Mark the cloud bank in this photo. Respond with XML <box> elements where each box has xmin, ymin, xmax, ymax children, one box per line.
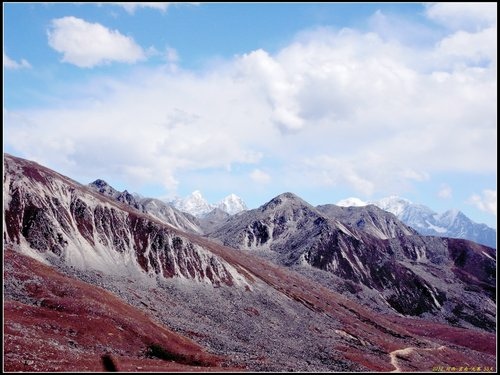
<box><xmin>5</xmin><ymin>4</ymin><xmax>497</xmax><ymax>203</ymax></box>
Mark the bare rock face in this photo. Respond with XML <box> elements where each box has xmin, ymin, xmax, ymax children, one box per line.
<box><xmin>198</xmin><ymin>207</ymin><xmax>230</xmax><ymax>233</ymax></box>
<box><xmin>375</xmin><ymin>196</ymin><xmax>497</xmax><ymax>248</ymax></box>
<box><xmin>3</xmin><ymin>154</ymin><xmax>246</xmax><ymax>287</ymax></box>
<box><xmin>3</xmin><ymin>154</ymin><xmax>497</xmax><ymax>372</ymax></box>
<box><xmin>88</xmin><ymin>179</ymin><xmax>203</xmax><ymax>234</ymax></box>
<box><xmin>316</xmin><ymin>204</ymin><xmax>418</xmax><ymax>239</ymax></box>
<box><xmin>208</xmin><ymin>192</ymin><xmax>496</xmax><ymax>331</ymax></box>
<box><xmin>138</xmin><ymin>197</ymin><xmax>202</xmax><ymax>234</ymax></box>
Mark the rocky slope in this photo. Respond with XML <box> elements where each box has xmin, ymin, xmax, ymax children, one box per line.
<box><xmin>4</xmin><ymin>248</ymin><xmax>225</xmax><ymax>372</ymax></box>
<box><xmin>338</xmin><ymin>196</ymin><xmax>496</xmax><ymax>248</ymax></box>
<box><xmin>198</xmin><ymin>207</ymin><xmax>230</xmax><ymax>234</ymax></box>
<box><xmin>88</xmin><ymin>179</ymin><xmax>203</xmax><ymax>234</ymax></box>
<box><xmin>4</xmin><ymin>154</ymin><xmax>247</xmax><ymax>286</ymax></box>
<box><xmin>316</xmin><ymin>203</ymin><xmax>418</xmax><ymax>240</ymax></box>
<box><xmin>3</xmin><ymin>154</ymin><xmax>497</xmax><ymax>371</ymax></box>
<box><xmin>208</xmin><ymin>193</ymin><xmax>496</xmax><ymax>331</ymax></box>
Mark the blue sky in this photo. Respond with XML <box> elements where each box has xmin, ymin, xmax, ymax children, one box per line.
<box><xmin>3</xmin><ymin>2</ymin><xmax>497</xmax><ymax>228</ymax></box>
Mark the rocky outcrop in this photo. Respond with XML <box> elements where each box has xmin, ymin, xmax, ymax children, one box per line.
<box><xmin>3</xmin><ymin>154</ymin><xmax>247</xmax><ymax>286</ymax></box>
<box><xmin>208</xmin><ymin>192</ymin><xmax>496</xmax><ymax>331</ymax></box>
<box><xmin>316</xmin><ymin>204</ymin><xmax>417</xmax><ymax>239</ymax></box>
<box><xmin>3</xmin><ymin>154</ymin><xmax>496</xmax><ymax>372</ymax></box>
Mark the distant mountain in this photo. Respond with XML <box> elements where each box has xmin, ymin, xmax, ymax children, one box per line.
<box><xmin>171</xmin><ymin>191</ymin><xmax>247</xmax><ymax>217</ymax></box>
<box><xmin>171</xmin><ymin>190</ymin><xmax>213</xmax><ymax>217</ymax></box>
<box><xmin>87</xmin><ymin>182</ymin><xmax>247</xmax><ymax>233</ymax></box>
<box><xmin>216</xmin><ymin>193</ymin><xmax>247</xmax><ymax>215</ymax></box>
<box><xmin>316</xmin><ymin>204</ymin><xmax>418</xmax><ymax>240</ymax></box>
<box><xmin>4</xmin><ymin>154</ymin><xmax>496</xmax><ymax>372</ymax></box>
<box><xmin>337</xmin><ymin>196</ymin><xmax>496</xmax><ymax>248</ymax></box>
<box><xmin>89</xmin><ymin>179</ymin><xmax>142</xmax><ymax>210</ymax></box>
<box><xmin>198</xmin><ymin>207</ymin><xmax>230</xmax><ymax>234</ymax></box>
<box><xmin>88</xmin><ymin>180</ymin><xmax>202</xmax><ymax>234</ymax></box>
<box><xmin>208</xmin><ymin>192</ymin><xmax>496</xmax><ymax>330</ymax></box>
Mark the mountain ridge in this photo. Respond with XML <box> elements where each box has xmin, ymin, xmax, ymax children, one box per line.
<box><xmin>336</xmin><ymin>196</ymin><xmax>496</xmax><ymax>248</ymax></box>
<box><xmin>208</xmin><ymin>191</ymin><xmax>495</xmax><ymax>330</ymax></box>
<box><xmin>3</xmin><ymin>153</ymin><xmax>496</xmax><ymax>371</ymax></box>
<box><xmin>88</xmin><ymin>179</ymin><xmax>203</xmax><ymax>235</ymax></box>
<box><xmin>171</xmin><ymin>190</ymin><xmax>247</xmax><ymax>218</ymax></box>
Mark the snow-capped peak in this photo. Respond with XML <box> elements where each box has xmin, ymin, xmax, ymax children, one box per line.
<box><xmin>172</xmin><ymin>190</ymin><xmax>213</xmax><ymax>217</ymax></box>
<box><xmin>217</xmin><ymin>194</ymin><xmax>247</xmax><ymax>215</ymax></box>
<box><xmin>336</xmin><ymin>197</ymin><xmax>368</xmax><ymax>207</ymax></box>
<box><xmin>191</xmin><ymin>190</ymin><xmax>204</xmax><ymax>199</ymax></box>
<box><xmin>172</xmin><ymin>191</ymin><xmax>248</xmax><ymax>217</ymax></box>
<box><xmin>436</xmin><ymin>209</ymin><xmax>461</xmax><ymax>226</ymax></box>
<box><xmin>336</xmin><ymin>195</ymin><xmax>413</xmax><ymax>217</ymax></box>
<box><xmin>375</xmin><ymin>196</ymin><xmax>412</xmax><ymax>217</ymax></box>
<box><xmin>335</xmin><ymin>195</ymin><xmax>496</xmax><ymax>248</ymax></box>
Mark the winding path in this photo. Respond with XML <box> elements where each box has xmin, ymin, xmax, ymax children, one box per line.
<box><xmin>390</xmin><ymin>345</ymin><xmax>446</xmax><ymax>372</ymax></box>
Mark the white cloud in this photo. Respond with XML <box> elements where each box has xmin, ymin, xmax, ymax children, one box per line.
<box><xmin>336</xmin><ymin>197</ymin><xmax>367</xmax><ymax>207</ymax></box>
<box><xmin>425</xmin><ymin>3</ymin><xmax>497</xmax><ymax>31</ymax></box>
<box><xmin>5</xmin><ymin>9</ymin><xmax>497</xmax><ymax>198</ymax></box>
<box><xmin>47</xmin><ymin>17</ymin><xmax>145</xmax><ymax>68</ymax></box>
<box><xmin>436</xmin><ymin>26</ymin><xmax>497</xmax><ymax>65</ymax></box>
<box><xmin>4</xmin><ymin>70</ymin><xmax>268</xmax><ymax>193</ymax></box>
<box><xmin>4</xmin><ymin>52</ymin><xmax>31</xmax><ymax>69</ymax></box>
<box><xmin>301</xmin><ymin>156</ymin><xmax>376</xmax><ymax>196</ymax></box>
<box><xmin>468</xmin><ymin>189</ymin><xmax>497</xmax><ymax>216</ymax></box>
<box><xmin>113</xmin><ymin>3</ymin><xmax>171</xmax><ymax>14</ymax></box>
<box><xmin>369</xmin><ymin>9</ymin><xmax>442</xmax><ymax>46</ymax></box>
<box><xmin>250</xmin><ymin>169</ymin><xmax>271</xmax><ymax>184</ymax></box>
<box><xmin>164</xmin><ymin>47</ymin><xmax>179</xmax><ymax>64</ymax></box>
<box><xmin>238</xmin><ymin>49</ymin><xmax>304</xmax><ymax>133</ymax></box>
<box><xmin>438</xmin><ymin>184</ymin><xmax>452</xmax><ymax>199</ymax></box>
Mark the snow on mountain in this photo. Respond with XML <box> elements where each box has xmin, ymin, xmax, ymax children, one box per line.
<box><xmin>87</xmin><ymin>181</ymin><xmax>246</xmax><ymax>231</ymax></box>
<box><xmin>88</xmin><ymin>180</ymin><xmax>202</xmax><ymax>234</ymax></box>
<box><xmin>4</xmin><ymin>153</ymin><xmax>497</xmax><ymax>372</ymax></box>
<box><xmin>171</xmin><ymin>190</ymin><xmax>213</xmax><ymax>217</ymax></box>
<box><xmin>376</xmin><ymin>196</ymin><xmax>421</xmax><ymax>218</ymax></box>
<box><xmin>436</xmin><ymin>209</ymin><xmax>460</xmax><ymax>227</ymax></box>
<box><xmin>209</xmin><ymin>191</ymin><xmax>496</xmax><ymax>330</ymax></box>
<box><xmin>216</xmin><ymin>193</ymin><xmax>247</xmax><ymax>215</ymax></box>
<box><xmin>316</xmin><ymin>204</ymin><xmax>417</xmax><ymax>240</ymax></box>
<box><xmin>172</xmin><ymin>191</ymin><xmax>247</xmax><ymax>217</ymax></box>
<box><xmin>337</xmin><ymin>196</ymin><xmax>496</xmax><ymax>248</ymax></box>
<box><xmin>336</xmin><ymin>197</ymin><xmax>368</xmax><ymax>207</ymax></box>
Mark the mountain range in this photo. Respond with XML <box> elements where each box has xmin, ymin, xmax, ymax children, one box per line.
<box><xmin>3</xmin><ymin>153</ymin><xmax>496</xmax><ymax>372</ymax></box>
<box><xmin>171</xmin><ymin>190</ymin><xmax>247</xmax><ymax>217</ymax></box>
<box><xmin>167</xmin><ymin>190</ymin><xmax>496</xmax><ymax>249</ymax></box>
<box><xmin>208</xmin><ymin>192</ymin><xmax>495</xmax><ymax>326</ymax></box>
<box><xmin>337</xmin><ymin>196</ymin><xmax>496</xmax><ymax>248</ymax></box>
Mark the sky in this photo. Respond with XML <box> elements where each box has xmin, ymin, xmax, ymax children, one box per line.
<box><xmin>3</xmin><ymin>2</ymin><xmax>497</xmax><ymax>228</ymax></box>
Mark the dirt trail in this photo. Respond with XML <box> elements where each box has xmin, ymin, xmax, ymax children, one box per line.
<box><xmin>390</xmin><ymin>345</ymin><xmax>446</xmax><ymax>372</ymax></box>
